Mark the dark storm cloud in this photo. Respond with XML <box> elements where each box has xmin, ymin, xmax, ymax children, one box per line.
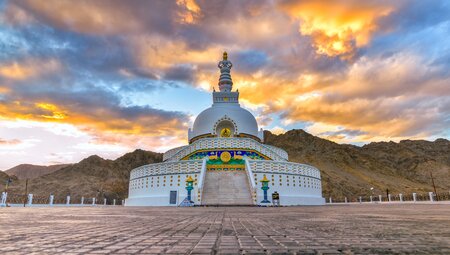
<box><xmin>0</xmin><ymin>1</ymin><xmax>194</xmax><ymax>137</ymax></box>
<box><xmin>234</xmin><ymin>50</ymin><xmax>268</xmax><ymax>73</ymax></box>
<box><xmin>1</xmin><ymin>74</ymin><xmax>189</xmax><ymax>133</ymax></box>
<box><xmin>0</xmin><ymin>18</ymin><xmax>152</xmax><ymax>81</ymax></box>
<box><xmin>163</xmin><ymin>64</ymin><xmax>196</xmax><ymax>82</ymax></box>
<box><xmin>14</xmin><ymin>0</ymin><xmax>178</xmax><ymax>36</ymax></box>
<box><xmin>1</xmin><ymin>0</ymin><xmax>450</xmax><ymax>145</ymax></box>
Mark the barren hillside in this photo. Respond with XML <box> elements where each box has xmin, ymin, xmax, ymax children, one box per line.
<box><xmin>1</xmin><ymin>130</ymin><xmax>448</xmax><ymax>201</ymax></box>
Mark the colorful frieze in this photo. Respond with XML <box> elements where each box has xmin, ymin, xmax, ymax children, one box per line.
<box><xmin>186</xmin><ymin>150</ymin><xmax>266</xmax><ymax>162</ymax></box>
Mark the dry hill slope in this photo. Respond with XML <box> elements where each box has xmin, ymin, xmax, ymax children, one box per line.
<box><xmin>1</xmin><ymin>149</ymin><xmax>162</xmax><ymax>200</ymax></box>
<box><xmin>4</xmin><ymin>164</ymin><xmax>70</xmax><ymax>180</ymax></box>
<box><xmin>1</xmin><ymin>130</ymin><xmax>448</xmax><ymax>201</ymax></box>
<box><xmin>264</xmin><ymin>130</ymin><xmax>450</xmax><ymax>198</ymax></box>
<box><xmin>0</xmin><ymin>170</ymin><xmax>9</xmax><ymax>187</ymax></box>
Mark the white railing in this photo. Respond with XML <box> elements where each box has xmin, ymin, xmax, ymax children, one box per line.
<box><xmin>197</xmin><ymin>158</ymin><xmax>208</xmax><ymax>202</ymax></box>
<box><xmin>163</xmin><ymin>145</ymin><xmax>188</xmax><ymax>161</ymax></box>
<box><xmin>164</xmin><ymin>137</ymin><xmax>288</xmax><ymax>162</ymax></box>
<box><xmin>247</xmin><ymin>160</ymin><xmax>321</xmax><ymax>179</ymax></box>
<box><xmin>262</xmin><ymin>144</ymin><xmax>288</xmax><ymax>160</ymax></box>
<box><xmin>244</xmin><ymin>158</ymin><xmax>256</xmax><ymax>188</ymax></box>
<box><xmin>244</xmin><ymin>157</ymin><xmax>257</xmax><ymax>205</ymax></box>
<box><xmin>130</xmin><ymin>160</ymin><xmax>203</xmax><ymax>180</ymax></box>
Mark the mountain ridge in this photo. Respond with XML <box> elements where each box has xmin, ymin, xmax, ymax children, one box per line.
<box><xmin>4</xmin><ymin>164</ymin><xmax>70</xmax><ymax>180</ymax></box>
<box><xmin>1</xmin><ymin>130</ymin><xmax>448</xmax><ymax>201</ymax></box>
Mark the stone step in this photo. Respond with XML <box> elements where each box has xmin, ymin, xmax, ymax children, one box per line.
<box><xmin>201</xmin><ymin>170</ymin><xmax>253</xmax><ymax>205</ymax></box>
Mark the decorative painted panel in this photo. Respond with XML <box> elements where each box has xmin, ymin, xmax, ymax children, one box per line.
<box><xmin>164</xmin><ymin>137</ymin><xmax>288</xmax><ymax>162</ymax></box>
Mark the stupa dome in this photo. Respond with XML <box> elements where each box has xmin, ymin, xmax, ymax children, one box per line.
<box><xmin>188</xmin><ymin>52</ymin><xmax>263</xmax><ymax>142</ymax></box>
<box><xmin>190</xmin><ymin>104</ymin><xmax>260</xmax><ymax>141</ymax></box>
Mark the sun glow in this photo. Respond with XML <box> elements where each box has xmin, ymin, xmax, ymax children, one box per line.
<box><xmin>281</xmin><ymin>1</ymin><xmax>393</xmax><ymax>58</ymax></box>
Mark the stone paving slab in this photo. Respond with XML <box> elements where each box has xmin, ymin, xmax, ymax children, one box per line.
<box><xmin>0</xmin><ymin>204</ymin><xmax>449</xmax><ymax>254</ymax></box>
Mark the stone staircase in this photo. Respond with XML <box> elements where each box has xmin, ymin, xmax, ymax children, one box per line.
<box><xmin>201</xmin><ymin>170</ymin><xmax>254</xmax><ymax>206</ymax></box>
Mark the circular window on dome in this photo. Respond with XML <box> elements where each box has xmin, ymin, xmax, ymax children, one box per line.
<box><xmin>215</xmin><ymin>120</ymin><xmax>235</xmax><ymax>138</ymax></box>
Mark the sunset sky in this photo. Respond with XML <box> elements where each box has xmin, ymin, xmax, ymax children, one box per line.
<box><xmin>0</xmin><ymin>0</ymin><xmax>449</xmax><ymax>169</ymax></box>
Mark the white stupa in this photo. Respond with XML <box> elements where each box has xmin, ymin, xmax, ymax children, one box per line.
<box><xmin>125</xmin><ymin>52</ymin><xmax>325</xmax><ymax>206</ymax></box>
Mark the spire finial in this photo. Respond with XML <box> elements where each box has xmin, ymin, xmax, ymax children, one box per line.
<box><xmin>218</xmin><ymin>52</ymin><xmax>233</xmax><ymax>92</ymax></box>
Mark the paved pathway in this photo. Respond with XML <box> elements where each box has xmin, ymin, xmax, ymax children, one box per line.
<box><xmin>0</xmin><ymin>204</ymin><xmax>449</xmax><ymax>254</ymax></box>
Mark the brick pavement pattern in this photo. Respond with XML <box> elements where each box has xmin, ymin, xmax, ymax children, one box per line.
<box><xmin>0</xmin><ymin>204</ymin><xmax>449</xmax><ymax>254</ymax></box>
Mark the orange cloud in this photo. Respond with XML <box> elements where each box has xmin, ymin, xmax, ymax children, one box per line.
<box><xmin>198</xmin><ymin>50</ymin><xmax>444</xmax><ymax>144</ymax></box>
<box><xmin>140</xmin><ymin>38</ymin><xmax>222</xmax><ymax>68</ymax></box>
<box><xmin>0</xmin><ymin>86</ymin><xmax>11</xmax><ymax>94</ymax></box>
<box><xmin>176</xmin><ymin>0</ymin><xmax>202</xmax><ymax>24</ymax></box>
<box><xmin>35</xmin><ymin>103</ymin><xmax>67</xmax><ymax>120</ymax></box>
<box><xmin>0</xmin><ymin>100</ymin><xmax>188</xmax><ymax>141</ymax></box>
<box><xmin>0</xmin><ymin>59</ymin><xmax>60</xmax><ymax>80</ymax></box>
<box><xmin>0</xmin><ymin>62</ymin><xmax>34</xmax><ymax>80</ymax></box>
<box><xmin>280</xmin><ymin>0</ymin><xmax>394</xmax><ymax>59</ymax></box>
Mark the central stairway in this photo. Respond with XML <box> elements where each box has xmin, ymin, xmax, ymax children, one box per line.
<box><xmin>201</xmin><ymin>170</ymin><xmax>254</xmax><ymax>206</ymax></box>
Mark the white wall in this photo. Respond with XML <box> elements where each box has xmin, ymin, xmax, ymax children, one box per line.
<box><xmin>126</xmin><ymin>160</ymin><xmax>203</xmax><ymax>206</ymax></box>
<box><xmin>247</xmin><ymin>160</ymin><xmax>325</xmax><ymax>205</ymax></box>
<box><xmin>127</xmin><ymin>149</ymin><xmax>325</xmax><ymax>206</ymax></box>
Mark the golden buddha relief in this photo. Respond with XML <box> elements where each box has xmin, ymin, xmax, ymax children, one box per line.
<box><xmin>220</xmin><ymin>127</ymin><xmax>231</xmax><ymax>137</ymax></box>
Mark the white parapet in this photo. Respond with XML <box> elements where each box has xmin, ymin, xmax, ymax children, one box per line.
<box><xmin>126</xmin><ymin>160</ymin><xmax>203</xmax><ymax>206</ymax></box>
<box><xmin>248</xmin><ymin>159</ymin><xmax>324</xmax><ymax>206</ymax></box>
<box><xmin>163</xmin><ymin>145</ymin><xmax>188</xmax><ymax>161</ymax></box>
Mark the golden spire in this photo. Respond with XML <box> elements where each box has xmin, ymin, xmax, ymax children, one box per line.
<box><xmin>260</xmin><ymin>175</ymin><xmax>269</xmax><ymax>182</ymax></box>
<box><xmin>223</xmin><ymin>51</ymin><xmax>228</xmax><ymax>60</ymax></box>
<box><xmin>186</xmin><ymin>175</ymin><xmax>194</xmax><ymax>182</ymax></box>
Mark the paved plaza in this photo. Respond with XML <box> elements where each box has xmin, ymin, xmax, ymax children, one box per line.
<box><xmin>0</xmin><ymin>204</ymin><xmax>449</xmax><ymax>254</ymax></box>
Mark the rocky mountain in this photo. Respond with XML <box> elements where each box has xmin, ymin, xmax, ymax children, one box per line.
<box><xmin>1</xmin><ymin>149</ymin><xmax>162</xmax><ymax>201</ymax></box>
<box><xmin>4</xmin><ymin>164</ymin><xmax>70</xmax><ymax>180</ymax></box>
<box><xmin>1</xmin><ymin>130</ymin><xmax>448</xmax><ymax>201</ymax></box>
<box><xmin>0</xmin><ymin>170</ymin><xmax>10</xmax><ymax>187</ymax></box>
<box><xmin>264</xmin><ymin>130</ymin><xmax>450</xmax><ymax>199</ymax></box>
